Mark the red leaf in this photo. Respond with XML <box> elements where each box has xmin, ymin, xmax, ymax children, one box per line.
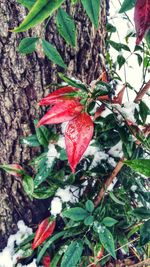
<box><xmin>94</xmin><ymin>104</ymin><xmax>105</xmax><ymax>120</ymax></box>
<box><xmin>42</xmin><ymin>255</ymin><xmax>51</xmax><ymax>267</ymax></box>
<box><xmin>65</xmin><ymin>112</ymin><xmax>94</xmax><ymax>172</ymax></box>
<box><xmin>112</xmin><ymin>85</ymin><xmax>126</xmax><ymax>105</ymax></box>
<box><xmin>32</xmin><ymin>218</ymin><xmax>56</xmax><ymax>250</ymax></box>
<box><xmin>4</xmin><ymin>164</ymin><xmax>23</xmax><ymax>177</ymax></box>
<box><xmin>134</xmin><ymin>0</ymin><xmax>150</xmax><ymax>44</ymax></box>
<box><xmin>37</xmin><ymin>100</ymin><xmax>83</xmax><ymax>127</ymax></box>
<box><xmin>98</xmin><ymin>95</ymin><xmax>110</xmax><ymax>101</ymax></box>
<box><xmin>39</xmin><ymin>86</ymin><xmax>79</xmax><ymax>106</ymax></box>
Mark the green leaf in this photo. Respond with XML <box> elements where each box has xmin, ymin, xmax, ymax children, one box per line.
<box><xmin>61</xmin><ymin>241</ymin><xmax>83</xmax><ymax>267</ymax></box>
<box><xmin>13</xmin><ymin>0</ymin><xmax>65</xmax><ymax>32</ymax></box>
<box><xmin>17</xmin><ymin>0</ymin><xmax>36</xmax><ymax>9</ymax></box>
<box><xmin>131</xmin><ymin>207</ymin><xmax>150</xmax><ymax>219</ymax></box>
<box><xmin>58</xmin><ymin>72</ymin><xmax>88</xmax><ymax>91</ymax></box>
<box><xmin>140</xmin><ymin>220</ymin><xmax>150</xmax><ymax>246</ymax></box>
<box><xmin>34</xmin><ymin>156</ymin><xmax>55</xmax><ymax>187</ymax></box>
<box><xmin>139</xmin><ymin>101</ymin><xmax>149</xmax><ymax>124</ymax></box>
<box><xmin>33</xmin><ymin>185</ymin><xmax>57</xmax><ymax>199</ymax></box>
<box><xmin>51</xmin><ymin>246</ymin><xmax>65</xmax><ymax>267</ymax></box>
<box><xmin>34</xmin><ymin>120</ymin><xmax>50</xmax><ymax>147</ymax></box>
<box><xmin>37</xmin><ymin>231</ymin><xmax>66</xmax><ymax>263</ymax></box>
<box><xmin>109</xmin><ymin>192</ymin><xmax>125</xmax><ymax>206</ymax></box>
<box><xmin>62</xmin><ymin>207</ymin><xmax>88</xmax><ymax>221</ymax></box>
<box><xmin>84</xmin><ymin>215</ymin><xmax>94</xmax><ymax>226</ymax></box>
<box><xmin>56</xmin><ymin>8</ymin><xmax>76</xmax><ymax>47</ymax></box>
<box><xmin>23</xmin><ymin>175</ymin><xmax>34</xmax><ymax>196</ymax></box>
<box><xmin>109</xmin><ymin>40</ymin><xmax>130</xmax><ymax>52</ymax></box>
<box><xmin>20</xmin><ymin>134</ymin><xmax>40</xmax><ymax>147</ymax></box>
<box><xmin>117</xmin><ymin>54</ymin><xmax>126</xmax><ymax>69</ymax></box>
<box><xmin>124</xmin><ymin>159</ymin><xmax>150</xmax><ymax>177</ymax></box>
<box><xmin>102</xmin><ymin>217</ymin><xmax>118</xmax><ymax>227</ymax></box>
<box><xmin>42</xmin><ymin>39</ymin><xmax>66</xmax><ymax>68</ymax></box>
<box><xmin>106</xmin><ymin>23</ymin><xmax>116</xmax><ymax>33</ymax></box>
<box><xmin>119</xmin><ymin>0</ymin><xmax>136</xmax><ymax>13</ymax></box>
<box><xmin>81</xmin><ymin>0</ymin><xmax>100</xmax><ymax>28</ymax></box>
<box><xmin>18</xmin><ymin>37</ymin><xmax>39</xmax><ymax>54</ymax></box>
<box><xmin>85</xmin><ymin>200</ymin><xmax>94</xmax><ymax>213</ymax></box>
<box><xmin>99</xmin><ymin>226</ymin><xmax>116</xmax><ymax>259</ymax></box>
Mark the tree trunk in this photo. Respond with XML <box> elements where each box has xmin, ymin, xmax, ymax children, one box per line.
<box><xmin>0</xmin><ymin>0</ymin><xmax>108</xmax><ymax>249</ymax></box>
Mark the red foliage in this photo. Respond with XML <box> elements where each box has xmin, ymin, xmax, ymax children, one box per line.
<box><xmin>39</xmin><ymin>86</ymin><xmax>79</xmax><ymax>106</ymax></box>
<box><xmin>65</xmin><ymin>112</ymin><xmax>94</xmax><ymax>172</ymax></box>
<box><xmin>42</xmin><ymin>255</ymin><xmax>51</xmax><ymax>267</ymax></box>
<box><xmin>32</xmin><ymin>218</ymin><xmax>56</xmax><ymax>250</ymax></box>
<box><xmin>134</xmin><ymin>0</ymin><xmax>150</xmax><ymax>44</ymax></box>
<box><xmin>37</xmin><ymin>100</ymin><xmax>83</xmax><ymax>127</ymax></box>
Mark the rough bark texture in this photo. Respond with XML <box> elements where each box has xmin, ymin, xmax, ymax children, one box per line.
<box><xmin>0</xmin><ymin>0</ymin><xmax>108</xmax><ymax>249</ymax></box>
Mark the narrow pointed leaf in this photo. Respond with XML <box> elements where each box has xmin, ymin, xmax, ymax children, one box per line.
<box><xmin>32</xmin><ymin>217</ymin><xmax>56</xmax><ymax>249</ymax></box>
<box><xmin>13</xmin><ymin>0</ymin><xmax>65</xmax><ymax>32</ymax></box>
<box><xmin>39</xmin><ymin>86</ymin><xmax>79</xmax><ymax>106</ymax></box>
<box><xmin>112</xmin><ymin>85</ymin><xmax>126</xmax><ymax>105</ymax></box>
<box><xmin>134</xmin><ymin>0</ymin><xmax>150</xmax><ymax>44</ymax></box>
<box><xmin>124</xmin><ymin>159</ymin><xmax>150</xmax><ymax>177</ymax></box>
<box><xmin>61</xmin><ymin>241</ymin><xmax>83</xmax><ymax>267</ymax></box>
<box><xmin>17</xmin><ymin>0</ymin><xmax>36</xmax><ymax>10</ymax></box>
<box><xmin>56</xmin><ymin>8</ymin><xmax>76</xmax><ymax>47</ymax></box>
<box><xmin>37</xmin><ymin>100</ymin><xmax>83</xmax><ymax>127</ymax></box>
<box><xmin>65</xmin><ymin>112</ymin><xmax>94</xmax><ymax>172</ymax></box>
<box><xmin>81</xmin><ymin>0</ymin><xmax>100</xmax><ymax>28</ymax></box>
<box><xmin>0</xmin><ymin>164</ymin><xmax>24</xmax><ymax>177</ymax></box>
<box><xmin>42</xmin><ymin>39</ymin><xmax>66</xmax><ymax>68</ymax></box>
<box><xmin>119</xmin><ymin>0</ymin><xmax>136</xmax><ymax>13</ymax></box>
<box><xmin>18</xmin><ymin>37</ymin><xmax>39</xmax><ymax>54</ymax></box>
<box><xmin>99</xmin><ymin>227</ymin><xmax>116</xmax><ymax>259</ymax></box>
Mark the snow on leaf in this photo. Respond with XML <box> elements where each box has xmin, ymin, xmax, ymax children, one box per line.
<box><xmin>134</xmin><ymin>0</ymin><xmax>150</xmax><ymax>44</ymax></box>
<box><xmin>65</xmin><ymin>112</ymin><xmax>94</xmax><ymax>172</ymax></box>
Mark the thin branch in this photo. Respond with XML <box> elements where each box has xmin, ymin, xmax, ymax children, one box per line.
<box><xmin>134</xmin><ymin>79</ymin><xmax>150</xmax><ymax>103</ymax></box>
<box><xmin>130</xmin><ymin>259</ymin><xmax>150</xmax><ymax>267</ymax></box>
<box><xmin>94</xmin><ymin>158</ymin><xmax>124</xmax><ymax>207</ymax></box>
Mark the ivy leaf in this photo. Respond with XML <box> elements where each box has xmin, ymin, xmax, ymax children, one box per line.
<box><xmin>17</xmin><ymin>0</ymin><xmax>36</xmax><ymax>9</ymax></box>
<box><xmin>99</xmin><ymin>227</ymin><xmax>116</xmax><ymax>259</ymax></box>
<box><xmin>18</xmin><ymin>37</ymin><xmax>39</xmax><ymax>54</ymax></box>
<box><xmin>56</xmin><ymin>8</ymin><xmax>76</xmax><ymax>47</ymax></box>
<box><xmin>134</xmin><ymin>0</ymin><xmax>150</xmax><ymax>44</ymax></box>
<box><xmin>139</xmin><ymin>101</ymin><xmax>149</xmax><ymax>124</ymax></box>
<box><xmin>81</xmin><ymin>0</ymin><xmax>100</xmax><ymax>28</ymax></box>
<box><xmin>119</xmin><ymin>0</ymin><xmax>136</xmax><ymax>13</ymax></box>
<box><xmin>65</xmin><ymin>112</ymin><xmax>94</xmax><ymax>172</ymax></box>
<box><xmin>13</xmin><ymin>0</ymin><xmax>65</xmax><ymax>32</ymax></box>
<box><xmin>124</xmin><ymin>159</ymin><xmax>150</xmax><ymax>177</ymax></box>
<box><xmin>61</xmin><ymin>241</ymin><xmax>83</xmax><ymax>267</ymax></box>
<box><xmin>32</xmin><ymin>217</ymin><xmax>56</xmax><ymax>249</ymax></box>
<box><xmin>42</xmin><ymin>39</ymin><xmax>66</xmax><ymax>68</ymax></box>
<box><xmin>62</xmin><ymin>207</ymin><xmax>88</xmax><ymax>221</ymax></box>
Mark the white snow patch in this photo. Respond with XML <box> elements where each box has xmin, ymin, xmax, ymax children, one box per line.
<box><xmin>57</xmin><ymin>135</ymin><xmax>65</xmax><ymax>149</ymax></box>
<box><xmin>47</xmin><ymin>143</ymin><xmax>59</xmax><ymax>167</ymax></box>
<box><xmin>0</xmin><ymin>221</ymin><xmax>39</xmax><ymax>267</ymax></box>
<box><xmin>108</xmin><ymin>141</ymin><xmax>123</xmax><ymax>158</ymax></box>
<box><xmin>50</xmin><ymin>197</ymin><xmax>63</xmax><ymax>217</ymax></box>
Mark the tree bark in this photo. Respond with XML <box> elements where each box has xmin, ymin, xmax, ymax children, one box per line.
<box><xmin>0</xmin><ymin>0</ymin><xmax>108</xmax><ymax>249</ymax></box>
